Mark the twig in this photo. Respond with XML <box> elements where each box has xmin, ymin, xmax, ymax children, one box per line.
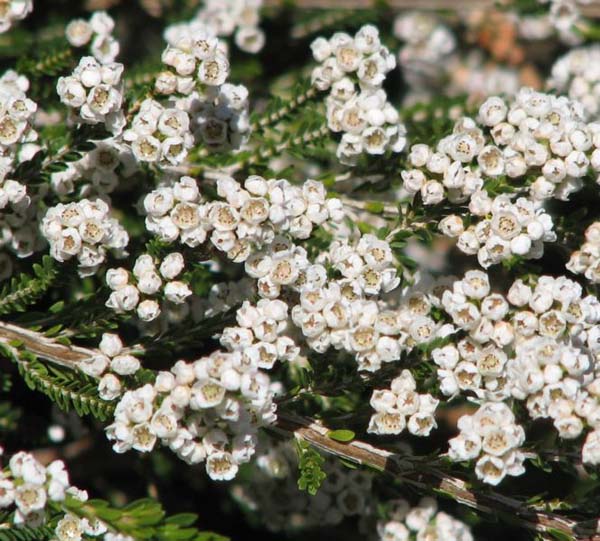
<box><xmin>262</xmin><ymin>0</ymin><xmax>600</xmax><ymax>17</ymax></box>
<box><xmin>273</xmin><ymin>414</ymin><xmax>600</xmax><ymax>540</ymax></box>
<box><xmin>1</xmin><ymin>321</ymin><xmax>599</xmax><ymax>540</ymax></box>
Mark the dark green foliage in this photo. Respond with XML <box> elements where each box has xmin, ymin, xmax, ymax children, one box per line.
<box><xmin>0</xmin><ymin>345</ymin><xmax>116</xmax><ymax>421</ymax></box>
<box><xmin>65</xmin><ymin>496</ymin><xmax>229</xmax><ymax>541</ymax></box>
<box><xmin>0</xmin><ymin>524</ymin><xmax>56</xmax><ymax>541</ymax></box>
<box><xmin>0</xmin><ymin>256</ymin><xmax>57</xmax><ymax>316</ymax></box>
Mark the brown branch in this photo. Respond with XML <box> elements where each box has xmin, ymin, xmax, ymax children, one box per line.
<box><xmin>263</xmin><ymin>0</ymin><xmax>600</xmax><ymax>16</ymax></box>
<box><xmin>273</xmin><ymin>414</ymin><xmax>600</xmax><ymax>540</ymax></box>
<box><xmin>1</xmin><ymin>320</ymin><xmax>599</xmax><ymax>539</ymax></box>
<box><xmin>0</xmin><ymin>321</ymin><xmax>97</xmax><ymax>367</ymax></box>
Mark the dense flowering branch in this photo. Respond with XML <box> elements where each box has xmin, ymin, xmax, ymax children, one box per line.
<box><xmin>1</xmin><ymin>320</ymin><xmax>598</xmax><ymax>539</ymax></box>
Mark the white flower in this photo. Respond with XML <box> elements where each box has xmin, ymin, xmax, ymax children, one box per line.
<box><xmin>439</xmin><ymin>215</ymin><xmax>464</xmax><ymax>237</ymax></box>
<box><xmin>206</xmin><ymin>452</ymin><xmax>238</xmax><ymax>481</ymax></box>
<box><xmin>137</xmin><ymin>299</ymin><xmax>161</xmax><ymax>321</ymax></box>
<box><xmin>198</xmin><ymin>53</ymin><xmax>230</xmax><ymax>86</ymax></box>
<box><xmin>106</xmin><ymin>268</ymin><xmax>129</xmax><ymax>290</ymax></box>
<box><xmin>0</xmin><ymin>478</ymin><xmax>15</xmax><ymax>508</ymax></box>
<box><xmin>582</xmin><ymin>430</ymin><xmax>600</xmax><ymax>465</ymax></box>
<box><xmin>164</xmin><ymin>281</ymin><xmax>192</xmax><ymax>304</ymax></box>
<box><xmin>474</xmin><ymin>455</ymin><xmax>506</xmax><ymax>485</ymax></box>
<box><xmin>99</xmin><ymin>333</ymin><xmax>123</xmax><ymax>358</ymax></box>
<box><xmin>106</xmin><ymin>285</ymin><xmax>140</xmax><ymax>312</ymax></box>
<box><xmin>111</xmin><ymin>354</ymin><xmax>141</xmax><ymax>376</ymax></box>
<box><xmin>99</xmin><ymin>373</ymin><xmax>122</xmax><ymax>401</ymax></box>
<box><xmin>14</xmin><ymin>483</ymin><xmax>46</xmax><ymax>514</ymax></box>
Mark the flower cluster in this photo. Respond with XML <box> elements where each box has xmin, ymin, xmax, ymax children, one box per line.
<box><xmin>143</xmin><ymin>174</ymin><xmax>343</xmax><ymax>262</ymax></box>
<box><xmin>143</xmin><ymin>175</ymin><xmax>206</xmax><ymax>247</ymax></box>
<box><xmin>65</xmin><ymin>11</ymin><xmax>120</xmax><ymax>63</ymax></box>
<box><xmin>57</xmin><ymin>56</ymin><xmax>125</xmax><ymax>135</ymax></box>
<box><xmin>106</xmin><ymin>252</ymin><xmax>191</xmax><ymax>321</ymax></box>
<box><xmin>123</xmin><ymin>99</ymin><xmax>193</xmax><ymax>165</ymax></box>
<box><xmin>0</xmin><ymin>70</ymin><xmax>37</xmax><ymax>178</ymax></box>
<box><xmin>94</xmin><ymin>332</ymin><xmax>143</xmax><ymax>400</ymax></box>
<box><xmin>245</xmin><ymin>235</ymin><xmax>451</xmax><ymax>371</ymax></box>
<box><xmin>401</xmin><ymin>87</ymin><xmax>600</xmax><ymax>206</ymax></box>
<box><xmin>220</xmin><ymin>299</ymin><xmax>300</xmax><ymax>369</ymax></box>
<box><xmin>41</xmin><ymin>198</ymin><xmax>129</xmax><ymax>276</ymax></box>
<box><xmin>0</xmin><ymin>448</ymin><xmax>112</xmax><ymax>539</ymax></box>
<box><xmin>368</xmin><ymin>369</ymin><xmax>439</xmax><ymax>436</ymax></box>
<box><xmin>161</xmin><ymin>20</ymin><xmax>230</xmax><ymax>90</ymax></box>
<box><xmin>377</xmin><ymin>497</ymin><xmax>473</xmax><ymax>541</ymax></box>
<box><xmin>310</xmin><ymin>25</ymin><xmax>406</xmax><ymax>165</ymax></box>
<box><xmin>505</xmin><ymin>277</ymin><xmax>600</xmax><ymax>442</ymax></box>
<box><xmin>567</xmin><ymin>221</ymin><xmax>600</xmax><ymax>283</ymax></box>
<box><xmin>548</xmin><ymin>45</ymin><xmax>600</xmax><ymax>120</ymax></box>
<box><xmin>0</xmin><ymin>0</ymin><xmax>32</xmax><ymax>34</ymax></box>
<box><xmin>442</xmin><ymin>192</ymin><xmax>556</xmax><ymax>268</ymax></box>
<box><xmin>431</xmin><ymin>271</ymin><xmax>600</xmax><ymax>468</ymax></box>
<box><xmin>174</xmin><ymin>83</ymin><xmax>251</xmax><ymax>152</ymax></box>
<box><xmin>448</xmin><ymin>402</ymin><xmax>527</xmax><ymax>486</ymax></box>
<box><xmin>0</xmin><ymin>449</ymin><xmax>75</xmax><ymax>527</ymax></box>
<box><xmin>106</xmin><ymin>350</ymin><xmax>277</xmax><ymax>480</ymax></box>
<box><xmin>232</xmin><ymin>441</ymin><xmax>373</xmax><ymax>532</ymax></box>
<box><xmin>196</xmin><ymin>0</ymin><xmax>265</xmax><ymax>54</ymax></box>
<box><xmin>0</xmin><ymin>71</ymin><xmax>39</xmax><ymax>267</ymax></box>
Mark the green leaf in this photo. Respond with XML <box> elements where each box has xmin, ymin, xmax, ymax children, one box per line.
<box><xmin>546</xmin><ymin>528</ymin><xmax>573</xmax><ymax>541</ymax></box>
<box><xmin>327</xmin><ymin>429</ymin><xmax>356</xmax><ymax>443</ymax></box>
<box><xmin>164</xmin><ymin>513</ymin><xmax>199</xmax><ymax>527</ymax></box>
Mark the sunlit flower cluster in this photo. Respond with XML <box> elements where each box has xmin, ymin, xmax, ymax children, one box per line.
<box><xmin>161</xmin><ymin>19</ymin><xmax>230</xmax><ymax>90</ymax></box>
<box><xmin>41</xmin><ymin>198</ymin><xmax>128</xmax><ymax>276</ymax></box>
<box><xmin>57</xmin><ymin>56</ymin><xmax>125</xmax><ymax>135</ymax></box>
<box><xmin>65</xmin><ymin>11</ymin><xmax>120</xmax><ymax>63</ymax></box>
<box><xmin>567</xmin><ymin>221</ymin><xmax>600</xmax><ymax>282</ymax></box>
<box><xmin>106</xmin><ymin>251</ymin><xmax>190</xmax><ymax>321</ymax></box>
<box><xmin>442</xmin><ymin>192</ymin><xmax>556</xmax><ymax>268</ymax></box>
<box><xmin>449</xmin><ymin>402</ymin><xmax>527</xmax><ymax>486</ymax></box>
<box><xmin>368</xmin><ymin>369</ymin><xmax>439</xmax><ymax>436</ymax></box>
<box><xmin>144</xmin><ymin>174</ymin><xmax>343</xmax><ymax>262</ymax></box>
<box><xmin>123</xmin><ymin>99</ymin><xmax>193</xmax><ymax>165</ymax></box>
<box><xmin>402</xmin><ymin>88</ymin><xmax>600</xmax><ymax>207</ymax></box>
<box><xmin>0</xmin><ymin>70</ymin><xmax>37</xmax><ymax>179</ymax></box>
<box><xmin>106</xmin><ymin>349</ymin><xmax>278</xmax><ymax>480</ymax></box>
<box><xmin>311</xmin><ymin>25</ymin><xmax>407</xmax><ymax>165</ymax></box>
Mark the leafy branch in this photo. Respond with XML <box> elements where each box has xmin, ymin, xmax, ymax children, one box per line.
<box><xmin>0</xmin><ymin>321</ymin><xmax>597</xmax><ymax>540</ymax></box>
<box><xmin>0</xmin><ymin>256</ymin><xmax>58</xmax><ymax>316</ymax></box>
<box><xmin>250</xmin><ymin>80</ymin><xmax>318</xmax><ymax>132</ymax></box>
<box><xmin>296</xmin><ymin>439</ymin><xmax>327</xmax><ymax>495</ymax></box>
<box><xmin>0</xmin><ymin>339</ymin><xmax>115</xmax><ymax>421</ymax></box>
<box><xmin>65</xmin><ymin>496</ymin><xmax>229</xmax><ymax>541</ymax></box>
